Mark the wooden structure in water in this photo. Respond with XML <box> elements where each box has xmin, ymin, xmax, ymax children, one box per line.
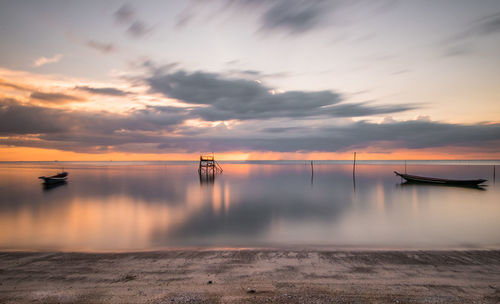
<box><xmin>198</xmin><ymin>154</ymin><xmax>223</xmax><ymax>177</ymax></box>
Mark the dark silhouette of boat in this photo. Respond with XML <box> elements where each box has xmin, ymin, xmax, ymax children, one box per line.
<box><xmin>394</xmin><ymin>171</ymin><xmax>486</xmax><ymax>187</ymax></box>
<box><xmin>38</xmin><ymin>172</ymin><xmax>68</xmax><ymax>184</ymax></box>
<box><xmin>42</xmin><ymin>180</ymin><xmax>67</xmax><ymax>191</ymax></box>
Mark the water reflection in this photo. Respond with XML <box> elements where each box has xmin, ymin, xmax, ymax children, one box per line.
<box><xmin>199</xmin><ymin>172</ymin><xmax>215</xmax><ymax>185</ymax></box>
<box><xmin>0</xmin><ymin>162</ymin><xmax>499</xmax><ymax>251</ymax></box>
<box><xmin>42</xmin><ymin>181</ymin><xmax>68</xmax><ymax>191</ymax></box>
<box><xmin>399</xmin><ymin>181</ymin><xmax>487</xmax><ymax>191</ymax></box>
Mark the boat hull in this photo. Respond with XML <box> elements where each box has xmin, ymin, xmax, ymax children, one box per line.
<box><xmin>394</xmin><ymin>171</ymin><xmax>486</xmax><ymax>186</ymax></box>
<box><xmin>39</xmin><ymin>172</ymin><xmax>68</xmax><ymax>184</ymax></box>
<box><xmin>39</xmin><ymin>177</ymin><xmax>67</xmax><ymax>184</ymax></box>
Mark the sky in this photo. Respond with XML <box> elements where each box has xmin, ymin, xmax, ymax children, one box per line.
<box><xmin>0</xmin><ymin>0</ymin><xmax>499</xmax><ymax>161</ymax></box>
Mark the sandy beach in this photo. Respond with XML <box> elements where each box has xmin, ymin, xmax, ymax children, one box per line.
<box><xmin>1</xmin><ymin>249</ymin><xmax>499</xmax><ymax>303</ymax></box>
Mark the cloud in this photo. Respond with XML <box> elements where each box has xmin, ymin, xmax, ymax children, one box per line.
<box><xmin>442</xmin><ymin>11</ymin><xmax>500</xmax><ymax>56</ymax></box>
<box><xmin>0</xmin><ymin>99</ymin><xmax>186</xmax><ymax>136</ymax></box>
<box><xmin>74</xmin><ymin>86</ymin><xmax>129</xmax><ymax>96</ymax></box>
<box><xmin>30</xmin><ymin>92</ymin><xmax>85</xmax><ymax>104</ymax></box>
<box><xmin>154</xmin><ymin>120</ymin><xmax>500</xmax><ymax>154</ymax></box>
<box><xmin>127</xmin><ymin>21</ymin><xmax>152</xmax><ymax>37</ymax></box>
<box><xmin>178</xmin><ymin>0</ymin><xmax>397</xmax><ymax>35</ymax></box>
<box><xmin>146</xmin><ymin>68</ymin><xmax>414</xmax><ymax>121</ymax></box>
<box><xmin>1</xmin><ymin>78</ymin><xmax>109</xmax><ymax>102</ymax></box>
<box><xmin>1</xmin><ymin>64</ymin><xmax>498</xmax><ymax>156</ymax></box>
<box><xmin>257</xmin><ymin>0</ymin><xmax>331</xmax><ymax>34</ymax></box>
<box><xmin>469</xmin><ymin>11</ymin><xmax>500</xmax><ymax>37</ymax></box>
<box><xmin>33</xmin><ymin>54</ymin><xmax>62</xmax><ymax>67</ymax></box>
<box><xmin>2</xmin><ymin>95</ymin><xmax>498</xmax><ymax>156</ymax></box>
<box><xmin>114</xmin><ymin>4</ymin><xmax>153</xmax><ymax>38</ymax></box>
<box><xmin>114</xmin><ymin>3</ymin><xmax>135</xmax><ymax>25</ymax></box>
<box><xmin>0</xmin><ymin>78</ymin><xmax>30</xmax><ymax>91</ymax></box>
<box><xmin>0</xmin><ymin>98</ymin><xmax>67</xmax><ymax>135</ymax></box>
<box><xmin>85</xmin><ymin>40</ymin><xmax>115</xmax><ymax>53</ymax></box>
<box><xmin>0</xmin><ymin>98</ymin><xmax>187</xmax><ymax>152</ymax></box>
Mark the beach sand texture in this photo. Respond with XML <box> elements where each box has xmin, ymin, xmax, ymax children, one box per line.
<box><xmin>1</xmin><ymin>250</ymin><xmax>500</xmax><ymax>303</ymax></box>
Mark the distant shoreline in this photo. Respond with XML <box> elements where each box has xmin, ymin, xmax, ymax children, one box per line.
<box><xmin>1</xmin><ymin>249</ymin><xmax>499</xmax><ymax>303</ymax></box>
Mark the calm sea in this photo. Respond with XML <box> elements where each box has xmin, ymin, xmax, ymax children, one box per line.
<box><xmin>0</xmin><ymin>161</ymin><xmax>499</xmax><ymax>251</ymax></box>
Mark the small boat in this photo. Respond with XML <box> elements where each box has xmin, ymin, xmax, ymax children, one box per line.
<box><xmin>394</xmin><ymin>171</ymin><xmax>486</xmax><ymax>187</ymax></box>
<box><xmin>38</xmin><ymin>172</ymin><xmax>68</xmax><ymax>184</ymax></box>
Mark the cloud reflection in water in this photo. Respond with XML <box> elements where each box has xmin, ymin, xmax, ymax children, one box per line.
<box><xmin>0</xmin><ymin>162</ymin><xmax>499</xmax><ymax>251</ymax></box>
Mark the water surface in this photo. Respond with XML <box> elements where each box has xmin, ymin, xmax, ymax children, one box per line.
<box><xmin>0</xmin><ymin>161</ymin><xmax>499</xmax><ymax>251</ymax></box>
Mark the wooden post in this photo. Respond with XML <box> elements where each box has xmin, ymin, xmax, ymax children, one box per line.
<box><xmin>405</xmin><ymin>160</ymin><xmax>407</xmax><ymax>174</ymax></box>
<box><xmin>310</xmin><ymin>161</ymin><xmax>314</xmax><ymax>186</ymax></box>
<box><xmin>352</xmin><ymin>152</ymin><xmax>357</xmax><ymax>192</ymax></box>
<box><xmin>353</xmin><ymin>152</ymin><xmax>356</xmax><ymax>176</ymax></box>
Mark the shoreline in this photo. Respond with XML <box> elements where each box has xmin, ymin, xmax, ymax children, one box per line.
<box><xmin>2</xmin><ymin>245</ymin><xmax>500</xmax><ymax>253</ymax></box>
<box><xmin>1</xmin><ymin>249</ymin><xmax>499</xmax><ymax>303</ymax></box>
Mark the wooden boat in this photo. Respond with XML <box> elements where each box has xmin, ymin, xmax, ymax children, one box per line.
<box><xmin>38</xmin><ymin>172</ymin><xmax>68</xmax><ymax>184</ymax></box>
<box><xmin>394</xmin><ymin>171</ymin><xmax>486</xmax><ymax>186</ymax></box>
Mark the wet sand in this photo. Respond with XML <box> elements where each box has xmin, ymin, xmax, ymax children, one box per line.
<box><xmin>1</xmin><ymin>250</ymin><xmax>500</xmax><ymax>303</ymax></box>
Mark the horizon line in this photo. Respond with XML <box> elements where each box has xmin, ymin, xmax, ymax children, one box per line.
<box><xmin>1</xmin><ymin>159</ymin><xmax>499</xmax><ymax>162</ymax></box>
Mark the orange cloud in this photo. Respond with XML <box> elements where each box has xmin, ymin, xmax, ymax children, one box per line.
<box><xmin>33</xmin><ymin>54</ymin><xmax>62</xmax><ymax>67</ymax></box>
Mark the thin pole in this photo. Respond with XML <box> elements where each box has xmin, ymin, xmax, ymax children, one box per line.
<box><xmin>494</xmin><ymin>165</ymin><xmax>496</xmax><ymax>182</ymax></box>
<box><xmin>353</xmin><ymin>152</ymin><xmax>356</xmax><ymax>176</ymax></box>
<box><xmin>310</xmin><ymin>161</ymin><xmax>314</xmax><ymax>186</ymax></box>
<box><xmin>405</xmin><ymin>160</ymin><xmax>407</xmax><ymax>174</ymax></box>
<box><xmin>352</xmin><ymin>152</ymin><xmax>357</xmax><ymax>192</ymax></box>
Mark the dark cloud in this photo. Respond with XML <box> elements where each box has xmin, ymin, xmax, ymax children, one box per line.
<box><xmin>127</xmin><ymin>21</ymin><xmax>152</xmax><ymax>38</ymax></box>
<box><xmin>471</xmin><ymin>11</ymin><xmax>500</xmax><ymax>36</ymax></box>
<box><xmin>261</xmin><ymin>126</ymin><xmax>303</xmax><ymax>133</ymax></box>
<box><xmin>114</xmin><ymin>4</ymin><xmax>135</xmax><ymax>25</ymax></box>
<box><xmin>326</xmin><ymin>120</ymin><xmax>500</xmax><ymax>151</ymax></box>
<box><xmin>0</xmin><ymin>98</ymin><xmax>67</xmax><ymax>135</ymax></box>
<box><xmin>85</xmin><ymin>40</ymin><xmax>115</xmax><ymax>53</ymax></box>
<box><xmin>2</xmin><ymin>97</ymin><xmax>499</xmax><ymax>155</ymax></box>
<box><xmin>178</xmin><ymin>0</ymin><xmax>397</xmax><ymax>35</ymax></box>
<box><xmin>443</xmin><ymin>11</ymin><xmax>500</xmax><ymax>55</ymax></box>
<box><xmin>0</xmin><ymin>98</ymin><xmax>185</xmax><ymax>137</ymax></box>
<box><xmin>114</xmin><ymin>4</ymin><xmax>153</xmax><ymax>38</ymax></box>
<box><xmin>74</xmin><ymin>86</ymin><xmax>129</xmax><ymax>96</ymax></box>
<box><xmin>154</xmin><ymin>120</ymin><xmax>500</xmax><ymax>153</ymax></box>
<box><xmin>146</xmin><ymin>68</ymin><xmax>414</xmax><ymax>121</ymax></box>
<box><xmin>30</xmin><ymin>92</ymin><xmax>85</xmax><ymax>104</ymax></box>
<box><xmin>258</xmin><ymin>0</ymin><xmax>331</xmax><ymax>34</ymax></box>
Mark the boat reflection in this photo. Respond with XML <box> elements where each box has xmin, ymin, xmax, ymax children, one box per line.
<box><xmin>42</xmin><ymin>181</ymin><xmax>68</xmax><ymax>191</ymax></box>
<box><xmin>398</xmin><ymin>181</ymin><xmax>487</xmax><ymax>191</ymax></box>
